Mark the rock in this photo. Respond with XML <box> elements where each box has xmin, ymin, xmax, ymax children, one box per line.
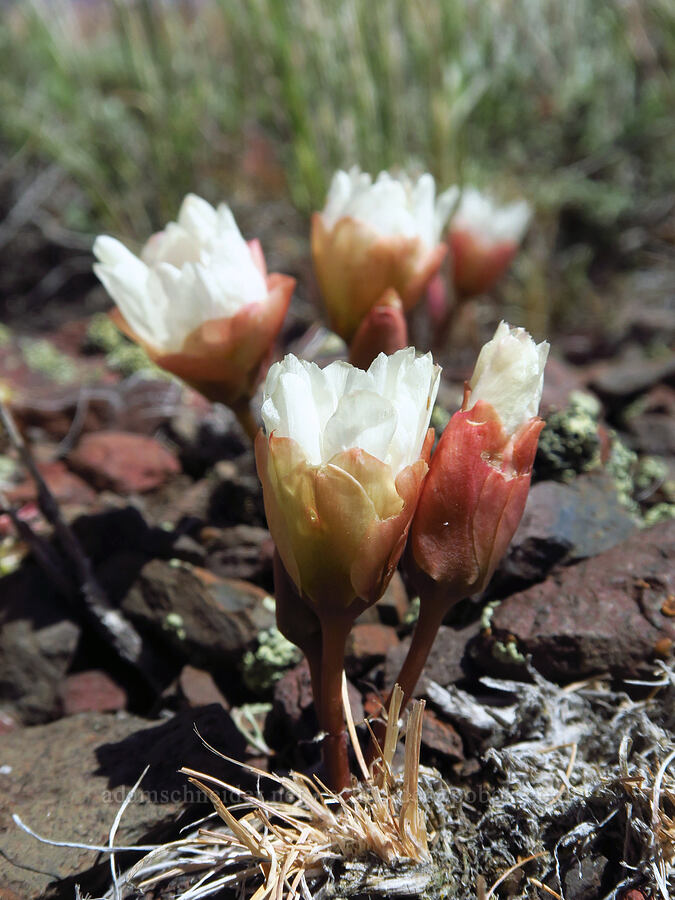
<box><xmin>201</xmin><ymin>524</ymin><xmax>274</xmax><ymax>586</ymax></box>
<box><xmin>539</xmin><ymin>355</ymin><xmax>584</xmax><ymax>416</ymax></box>
<box><xmin>120</xmin><ymin>559</ymin><xmax>275</xmax><ymax>666</ymax></box>
<box><xmin>0</xmin><ymin>705</ymin><xmax>247</xmax><ymax>898</ymax></box>
<box><xmin>420</xmin><ymin>709</ymin><xmax>464</xmax><ymax>762</ymax></box>
<box><xmin>562</xmin><ymin>854</ymin><xmax>608</xmax><ymax>900</ymax></box>
<box><xmin>480</xmin><ymin>519</ymin><xmax>675</xmax><ymax>680</ymax></box>
<box><xmin>346</xmin><ymin>624</ymin><xmax>399</xmax><ymax>677</ymax></box>
<box><xmin>178</xmin><ymin>665</ymin><xmax>229</xmax><ymax>710</ymax></box>
<box><xmin>210</xmin><ymin>457</ymin><xmax>265</xmax><ymax>526</ymax></box>
<box><xmin>385</xmin><ymin>623</ymin><xmax>480</xmax><ymax>696</ymax></box>
<box><xmin>589</xmin><ymin>350</ymin><xmax>675</xmax><ymax>407</ymax></box>
<box><xmin>67</xmin><ymin>431</ymin><xmax>181</xmax><ymax>493</ymax></box>
<box><xmin>375</xmin><ymin>571</ymin><xmax>410</xmax><ymax>626</ymax></box>
<box><xmin>5</xmin><ymin>460</ymin><xmax>96</xmax><ymax>507</ymax></box>
<box><xmin>624</xmin><ymin>384</ymin><xmax>675</xmax><ymax>456</ymax></box>
<box><xmin>496</xmin><ymin>474</ymin><xmax>638</xmax><ymax>589</ymax></box>
<box><xmin>0</xmin><ymin>563</ymin><xmax>81</xmax><ymax>724</ymax></box>
<box><xmin>265</xmin><ymin>660</ymin><xmax>318</xmax><ymax>761</ymax></box>
<box><xmin>168</xmin><ymin>400</ymin><xmax>249</xmax><ymax>476</ymax></box>
<box><xmin>59</xmin><ymin>670</ymin><xmax>127</xmax><ymax>715</ymax></box>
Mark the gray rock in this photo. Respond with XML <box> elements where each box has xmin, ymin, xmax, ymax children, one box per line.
<box><xmin>120</xmin><ymin>558</ymin><xmax>275</xmax><ymax>667</ymax></box>
<box><xmin>0</xmin><ymin>705</ymin><xmax>246</xmax><ymax>899</ymax></box>
<box><xmin>0</xmin><ymin>564</ymin><xmax>80</xmax><ymax>724</ymax></box>
<box><xmin>497</xmin><ymin>473</ymin><xmax>638</xmax><ymax>588</ymax></box>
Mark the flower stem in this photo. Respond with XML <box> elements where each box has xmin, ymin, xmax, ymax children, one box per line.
<box><xmin>365</xmin><ymin>594</ymin><xmax>449</xmax><ymax>769</ymax></box>
<box><xmin>231</xmin><ymin>399</ymin><xmax>259</xmax><ymax>444</ymax></box>
<box><xmin>318</xmin><ymin>615</ymin><xmax>352</xmax><ymax>793</ymax></box>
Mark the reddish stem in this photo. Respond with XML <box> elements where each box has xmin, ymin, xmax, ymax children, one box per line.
<box><xmin>365</xmin><ymin>592</ymin><xmax>451</xmax><ymax>769</ymax></box>
<box><xmin>318</xmin><ymin>614</ymin><xmax>352</xmax><ymax>792</ymax></box>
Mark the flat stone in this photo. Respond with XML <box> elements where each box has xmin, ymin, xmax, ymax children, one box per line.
<box><xmin>589</xmin><ymin>350</ymin><xmax>675</xmax><ymax>406</ymax></box>
<box><xmin>59</xmin><ymin>670</ymin><xmax>127</xmax><ymax>715</ymax></box>
<box><xmin>624</xmin><ymin>384</ymin><xmax>675</xmax><ymax>456</ymax></box>
<box><xmin>481</xmin><ymin>519</ymin><xmax>675</xmax><ymax>680</ymax></box>
<box><xmin>178</xmin><ymin>665</ymin><xmax>229</xmax><ymax>710</ymax></box>
<box><xmin>420</xmin><ymin>708</ymin><xmax>464</xmax><ymax>762</ymax></box>
<box><xmin>6</xmin><ymin>461</ymin><xmax>96</xmax><ymax>507</ymax></box>
<box><xmin>496</xmin><ymin>473</ymin><xmax>638</xmax><ymax>589</ymax></box>
<box><xmin>120</xmin><ymin>559</ymin><xmax>275</xmax><ymax>666</ymax></box>
<box><xmin>0</xmin><ymin>705</ymin><xmax>247</xmax><ymax>898</ymax></box>
<box><xmin>201</xmin><ymin>524</ymin><xmax>274</xmax><ymax>585</ymax></box>
<box><xmin>67</xmin><ymin>431</ymin><xmax>181</xmax><ymax>493</ymax></box>
<box><xmin>346</xmin><ymin>624</ymin><xmax>399</xmax><ymax>677</ymax></box>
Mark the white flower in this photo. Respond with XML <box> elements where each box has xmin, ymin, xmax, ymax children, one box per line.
<box><xmin>469</xmin><ymin>321</ymin><xmax>549</xmax><ymax>434</ymax></box>
<box><xmin>321</xmin><ymin>167</ymin><xmax>457</xmax><ymax>250</ymax></box>
<box><xmin>450</xmin><ymin>188</ymin><xmax>531</xmax><ymax>244</ymax></box>
<box><xmin>261</xmin><ymin>348</ymin><xmax>440</xmax><ymax>476</ymax></box>
<box><xmin>93</xmin><ymin>194</ymin><xmax>267</xmax><ymax>353</ymax></box>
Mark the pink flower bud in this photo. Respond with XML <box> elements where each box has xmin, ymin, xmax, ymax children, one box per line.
<box><xmin>409</xmin><ymin>322</ymin><xmax>548</xmax><ymax>598</ymax></box>
<box><xmin>312</xmin><ymin>168</ymin><xmax>451</xmax><ymax>341</ymax></box>
<box><xmin>348</xmin><ymin>289</ymin><xmax>408</xmax><ymax>370</ymax></box>
<box><xmin>94</xmin><ymin>194</ymin><xmax>294</xmax><ymax>405</ymax></box>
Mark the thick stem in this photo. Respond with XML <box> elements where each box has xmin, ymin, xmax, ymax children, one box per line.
<box><xmin>231</xmin><ymin>399</ymin><xmax>259</xmax><ymax>444</ymax></box>
<box><xmin>365</xmin><ymin>595</ymin><xmax>450</xmax><ymax>768</ymax></box>
<box><xmin>318</xmin><ymin>615</ymin><xmax>352</xmax><ymax>793</ymax></box>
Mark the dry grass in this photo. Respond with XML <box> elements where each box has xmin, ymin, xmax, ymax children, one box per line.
<box><xmin>122</xmin><ymin>687</ymin><xmax>430</xmax><ymax>899</ymax></box>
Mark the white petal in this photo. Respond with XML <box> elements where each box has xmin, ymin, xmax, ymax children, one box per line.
<box><xmin>469</xmin><ymin>320</ymin><xmax>549</xmax><ymax>434</ymax></box>
<box><xmin>177</xmin><ymin>193</ymin><xmax>219</xmax><ymax>243</ymax></box>
<box><xmin>319</xmin><ymin>167</ymin><xmax>439</xmax><ymax>246</ymax></box>
<box><xmin>261</xmin><ymin>350</ymin><xmax>439</xmax><ymax>476</ymax></box>
<box><xmin>323</xmin><ymin>391</ymin><xmax>397</xmax><ymax>462</ymax></box>
<box><xmin>451</xmin><ymin>188</ymin><xmax>531</xmax><ymax>244</ymax></box>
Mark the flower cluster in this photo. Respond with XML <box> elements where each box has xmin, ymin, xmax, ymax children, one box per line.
<box><xmin>92</xmin><ymin>184</ymin><xmax>546</xmax><ymax>793</ymax></box>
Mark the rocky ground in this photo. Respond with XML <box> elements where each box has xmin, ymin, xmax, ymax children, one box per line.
<box><xmin>0</xmin><ymin>267</ymin><xmax>673</xmax><ymax>899</ymax></box>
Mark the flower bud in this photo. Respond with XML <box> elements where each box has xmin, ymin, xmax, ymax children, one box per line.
<box><xmin>312</xmin><ymin>168</ymin><xmax>453</xmax><ymax>341</ymax></box>
<box><xmin>348</xmin><ymin>289</ymin><xmax>408</xmax><ymax>370</ymax></box>
<box><xmin>448</xmin><ymin>189</ymin><xmax>530</xmax><ymax>298</ymax></box>
<box><xmin>256</xmin><ymin>349</ymin><xmax>440</xmax><ymax>613</ymax></box>
<box><xmin>93</xmin><ymin>194</ymin><xmax>294</xmax><ymax>405</ymax></box>
<box><xmin>409</xmin><ymin>321</ymin><xmax>548</xmax><ymax>599</ymax></box>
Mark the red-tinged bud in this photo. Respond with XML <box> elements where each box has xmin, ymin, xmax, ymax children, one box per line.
<box><xmin>409</xmin><ymin>320</ymin><xmax>549</xmax><ymax>599</ymax></box>
<box><xmin>348</xmin><ymin>289</ymin><xmax>408</xmax><ymax>370</ymax></box>
<box><xmin>450</xmin><ymin>230</ymin><xmax>519</xmax><ymax>299</ymax></box>
<box><xmin>410</xmin><ymin>400</ymin><xmax>544</xmax><ymax>598</ymax></box>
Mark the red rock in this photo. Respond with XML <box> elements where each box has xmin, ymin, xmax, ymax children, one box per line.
<box><xmin>481</xmin><ymin>519</ymin><xmax>675</xmax><ymax>680</ymax></box>
<box><xmin>6</xmin><ymin>460</ymin><xmax>96</xmax><ymax>507</ymax></box>
<box><xmin>59</xmin><ymin>670</ymin><xmax>127</xmax><ymax>715</ymax></box>
<box><xmin>67</xmin><ymin>430</ymin><xmax>180</xmax><ymax>493</ymax></box>
<box><xmin>346</xmin><ymin>623</ymin><xmax>399</xmax><ymax>675</ymax></box>
<box><xmin>178</xmin><ymin>665</ymin><xmax>229</xmax><ymax>710</ymax></box>
<box><xmin>421</xmin><ymin>708</ymin><xmax>464</xmax><ymax>761</ymax></box>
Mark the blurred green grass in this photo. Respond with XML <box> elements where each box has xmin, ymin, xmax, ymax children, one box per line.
<box><xmin>1</xmin><ymin>0</ymin><xmax>674</xmax><ymax>332</ymax></box>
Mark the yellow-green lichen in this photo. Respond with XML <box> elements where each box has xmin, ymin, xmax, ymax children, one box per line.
<box><xmin>21</xmin><ymin>338</ymin><xmax>77</xmax><ymax>383</ymax></box>
<box><xmin>241</xmin><ymin>624</ymin><xmax>302</xmax><ymax>693</ymax></box>
<box><xmin>85</xmin><ymin>313</ymin><xmax>157</xmax><ymax>377</ymax></box>
<box><xmin>163</xmin><ymin>612</ymin><xmax>186</xmax><ymax>640</ymax></box>
<box><xmin>492</xmin><ymin>638</ymin><xmax>526</xmax><ymax>665</ymax></box>
<box><xmin>536</xmin><ymin>390</ymin><xmax>603</xmax><ymax>482</ymax></box>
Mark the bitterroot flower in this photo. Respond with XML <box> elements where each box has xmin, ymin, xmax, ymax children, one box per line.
<box><xmin>312</xmin><ymin>168</ymin><xmax>454</xmax><ymax>341</ymax></box>
<box><xmin>93</xmin><ymin>193</ymin><xmax>294</xmax><ymax>409</ymax></box>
